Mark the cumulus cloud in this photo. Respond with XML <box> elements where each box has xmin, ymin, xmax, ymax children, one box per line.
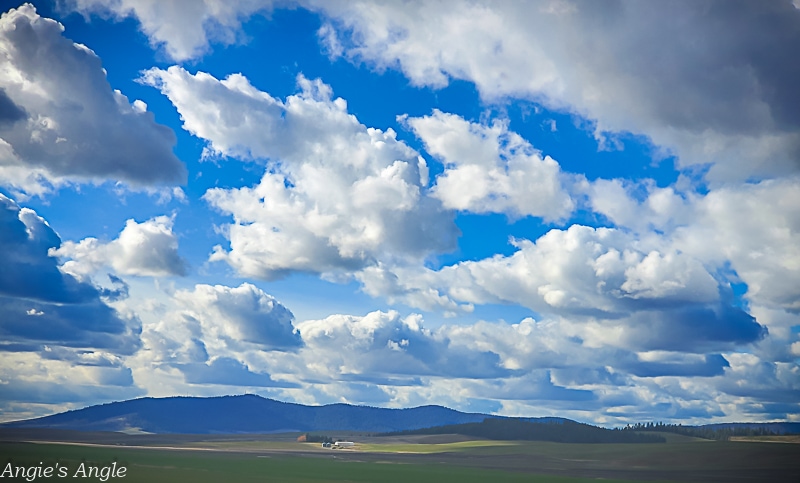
<box><xmin>442</xmin><ymin>317</ymin><xmax>740</xmax><ymax>380</ymax></box>
<box><xmin>405</xmin><ymin>110</ymin><xmax>574</xmax><ymax>221</ymax></box>
<box><xmin>52</xmin><ymin>215</ymin><xmax>188</xmax><ymax>278</ymax></box>
<box><xmin>313</xmin><ymin>0</ymin><xmax>800</xmax><ymax>182</ymax></box>
<box><xmin>59</xmin><ymin>1</ymin><xmax>800</xmax><ymax>180</ymax></box>
<box><xmin>584</xmin><ymin>178</ymin><xmax>694</xmax><ymax>234</ymax></box>
<box><xmin>715</xmin><ymin>354</ymin><xmax>800</xmax><ymax>417</ymax></box>
<box><xmin>295</xmin><ymin>310</ymin><xmax>513</xmax><ymax>380</ymax></box>
<box><xmin>177</xmin><ymin>357</ymin><xmax>297</xmax><ymax>387</ymax></box>
<box><xmin>67</xmin><ymin>0</ymin><xmax>277</xmax><ymax>61</ymax></box>
<box><xmin>671</xmin><ymin>180</ymin><xmax>800</xmax><ymax>313</ymax></box>
<box><xmin>628</xmin><ymin>352</ymin><xmax>729</xmax><ymax>378</ymax></box>
<box><xmin>141</xmin><ymin>67</ymin><xmax>457</xmax><ymax>279</ymax></box>
<box><xmin>0</xmin><ymin>194</ymin><xmax>140</xmax><ymax>354</ymax></box>
<box><xmin>127</xmin><ymin>283</ymin><xmax>302</xmax><ymax>389</ymax></box>
<box><xmin>586</xmin><ymin>177</ymin><xmax>800</xmax><ymax>312</ymax></box>
<box><xmin>173</xmin><ymin>283</ymin><xmax>302</xmax><ymax>351</ymax></box>
<box><xmin>75</xmin><ymin>276</ymin><xmax>789</xmax><ymax>423</ymax></box>
<box><xmin>356</xmin><ymin>224</ymin><xmax>767</xmax><ymax>353</ymax></box>
<box><xmin>274</xmin><ymin>311</ymin><xmax>779</xmax><ymax>421</ymax></box>
<box><xmin>571</xmin><ymin>175</ymin><xmax>799</xmax><ymax>419</ymax></box>
<box><xmin>0</xmin><ymin>4</ymin><xmax>185</xmax><ymax>195</ymax></box>
<box><xmin>373</xmin><ymin>225</ymin><xmax>721</xmax><ymax>316</ymax></box>
<box><xmin>0</xmin><ymin>351</ymin><xmax>144</xmax><ymax>422</ymax></box>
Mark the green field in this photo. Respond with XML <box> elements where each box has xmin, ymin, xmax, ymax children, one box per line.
<box><xmin>1</xmin><ymin>432</ymin><xmax>799</xmax><ymax>483</ymax></box>
<box><xmin>0</xmin><ymin>442</ymin><xmax>654</xmax><ymax>483</ymax></box>
<box><xmin>356</xmin><ymin>439</ymin><xmax>519</xmax><ymax>453</ymax></box>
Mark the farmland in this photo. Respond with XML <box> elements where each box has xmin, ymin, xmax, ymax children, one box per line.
<box><xmin>1</xmin><ymin>430</ymin><xmax>799</xmax><ymax>482</ymax></box>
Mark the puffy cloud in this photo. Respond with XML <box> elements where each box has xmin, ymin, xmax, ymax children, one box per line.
<box><xmin>374</xmin><ymin>225</ymin><xmax>721</xmax><ymax>316</ymax></box>
<box><xmin>671</xmin><ymin>180</ymin><xmax>800</xmax><ymax>313</ymax></box>
<box><xmin>431</xmin><ymin>318</ymin><xmax>786</xmax><ymax>421</ymax></box>
<box><xmin>177</xmin><ymin>357</ymin><xmax>298</xmax><ymax>387</ymax></box>
<box><xmin>53</xmin><ymin>215</ymin><xmax>188</xmax><ymax>278</ymax></box>
<box><xmin>587</xmin><ymin>177</ymin><xmax>800</xmax><ymax>312</ymax></box>
<box><xmin>59</xmin><ymin>0</ymin><xmax>800</xmax><ymax>181</ymax></box>
<box><xmin>0</xmin><ymin>4</ymin><xmax>185</xmax><ymax>195</ymax></box>
<box><xmin>313</xmin><ymin>0</ymin><xmax>800</xmax><ymax>182</ymax></box>
<box><xmin>173</xmin><ymin>283</ymin><xmax>302</xmax><ymax>351</ymax></box>
<box><xmin>295</xmin><ymin>310</ymin><xmax>513</xmax><ymax>380</ymax></box>
<box><xmin>67</xmin><ymin>0</ymin><xmax>276</xmax><ymax>61</ymax></box>
<box><xmin>127</xmin><ymin>283</ymin><xmax>302</xmax><ymax>390</ymax></box>
<box><xmin>461</xmin><ymin>371</ymin><xmax>596</xmax><ymax>406</ymax></box>
<box><xmin>405</xmin><ymin>110</ymin><xmax>574</xmax><ymax>221</ymax></box>
<box><xmin>142</xmin><ymin>67</ymin><xmax>457</xmax><ymax>279</ymax></box>
<box><xmin>715</xmin><ymin>354</ymin><xmax>800</xmax><ymax>417</ymax></box>
<box><xmin>583</xmin><ymin>175</ymin><xmax>799</xmax><ymax>397</ymax></box>
<box><xmin>0</xmin><ymin>351</ymin><xmax>144</xmax><ymax>422</ymax></box>
<box><xmin>584</xmin><ymin>178</ymin><xmax>694</xmax><ymax>234</ymax></box>
<box><xmin>356</xmin><ymin>224</ymin><xmax>767</xmax><ymax>353</ymax></box>
<box><xmin>442</xmin><ymin>317</ymin><xmax>740</xmax><ymax>379</ymax></box>
<box><xmin>0</xmin><ymin>194</ymin><xmax>140</xmax><ymax>353</ymax></box>
<box><xmin>627</xmin><ymin>352</ymin><xmax>729</xmax><ymax>378</ymax></box>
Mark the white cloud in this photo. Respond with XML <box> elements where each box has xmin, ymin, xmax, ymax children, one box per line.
<box><xmin>0</xmin><ymin>351</ymin><xmax>144</xmax><ymax>423</ymax></box>
<box><xmin>583</xmin><ymin>175</ymin><xmax>800</xmax><ymax>399</ymax></box>
<box><xmin>295</xmin><ymin>310</ymin><xmax>510</xmax><ymax>380</ymax></box>
<box><xmin>587</xmin><ymin>177</ymin><xmax>800</xmax><ymax>313</ymax></box>
<box><xmin>6</xmin><ymin>270</ymin><xmax>783</xmax><ymax>424</ymax></box>
<box><xmin>125</xmin><ymin>283</ymin><xmax>301</xmax><ymax>391</ymax></box>
<box><xmin>142</xmin><ymin>67</ymin><xmax>458</xmax><ymax>279</ymax></box>
<box><xmin>584</xmin><ymin>178</ymin><xmax>694</xmax><ymax>234</ymax></box>
<box><xmin>172</xmin><ymin>283</ymin><xmax>302</xmax><ymax>351</ymax></box>
<box><xmin>406</xmin><ymin>110</ymin><xmax>574</xmax><ymax>221</ymax></box>
<box><xmin>67</xmin><ymin>0</ymin><xmax>276</xmax><ymax>61</ymax></box>
<box><xmin>312</xmin><ymin>0</ymin><xmax>800</xmax><ymax>182</ymax></box>
<box><xmin>371</xmin><ymin>225</ymin><xmax>721</xmax><ymax>317</ymax></box>
<box><xmin>58</xmin><ymin>1</ymin><xmax>800</xmax><ymax>181</ymax></box>
<box><xmin>353</xmin><ymin>223</ymin><xmax>771</xmax><ymax>354</ymax></box>
<box><xmin>52</xmin><ymin>215</ymin><xmax>188</xmax><ymax>278</ymax></box>
<box><xmin>0</xmin><ymin>5</ymin><xmax>186</xmax><ymax>196</ymax></box>
<box><xmin>671</xmin><ymin>179</ymin><xmax>800</xmax><ymax>313</ymax></box>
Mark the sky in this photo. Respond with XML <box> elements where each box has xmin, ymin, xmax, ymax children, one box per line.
<box><xmin>0</xmin><ymin>0</ymin><xmax>798</xmax><ymax>426</ymax></box>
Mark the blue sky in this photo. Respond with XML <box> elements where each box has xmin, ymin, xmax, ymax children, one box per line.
<box><xmin>1</xmin><ymin>0</ymin><xmax>799</xmax><ymax>426</ymax></box>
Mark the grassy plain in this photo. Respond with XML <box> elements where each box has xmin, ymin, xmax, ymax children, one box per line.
<box><xmin>729</xmin><ymin>434</ymin><xmax>800</xmax><ymax>443</ymax></box>
<box><xmin>1</xmin><ymin>441</ymin><xmax>649</xmax><ymax>483</ymax></box>
<box><xmin>1</xmin><ymin>430</ymin><xmax>799</xmax><ymax>483</ymax></box>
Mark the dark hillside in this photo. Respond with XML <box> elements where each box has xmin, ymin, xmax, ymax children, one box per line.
<box><xmin>0</xmin><ymin>395</ymin><xmax>490</xmax><ymax>434</ymax></box>
<box><xmin>382</xmin><ymin>417</ymin><xmax>665</xmax><ymax>443</ymax></box>
<box><xmin>622</xmin><ymin>421</ymin><xmax>800</xmax><ymax>440</ymax></box>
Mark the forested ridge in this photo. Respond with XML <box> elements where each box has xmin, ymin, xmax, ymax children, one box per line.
<box><xmin>382</xmin><ymin>418</ymin><xmax>666</xmax><ymax>443</ymax></box>
<box><xmin>620</xmin><ymin>421</ymin><xmax>788</xmax><ymax>440</ymax></box>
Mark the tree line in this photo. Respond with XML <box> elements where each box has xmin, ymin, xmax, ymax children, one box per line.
<box><xmin>382</xmin><ymin>418</ymin><xmax>666</xmax><ymax>443</ymax></box>
<box><xmin>620</xmin><ymin>422</ymin><xmax>777</xmax><ymax>441</ymax></box>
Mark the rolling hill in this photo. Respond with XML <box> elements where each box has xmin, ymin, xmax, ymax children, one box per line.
<box><xmin>3</xmin><ymin>395</ymin><xmax>796</xmax><ymax>439</ymax></box>
<box><xmin>0</xmin><ymin>394</ymin><xmax>497</xmax><ymax>434</ymax></box>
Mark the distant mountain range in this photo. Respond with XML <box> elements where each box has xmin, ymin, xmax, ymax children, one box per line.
<box><xmin>2</xmin><ymin>395</ymin><xmax>797</xmax><ymax>436</ymax></box>
<box><xmin>0</xmin><ymin>395</ymin><xmax>501</xmax><ymax>434</ymax></box>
